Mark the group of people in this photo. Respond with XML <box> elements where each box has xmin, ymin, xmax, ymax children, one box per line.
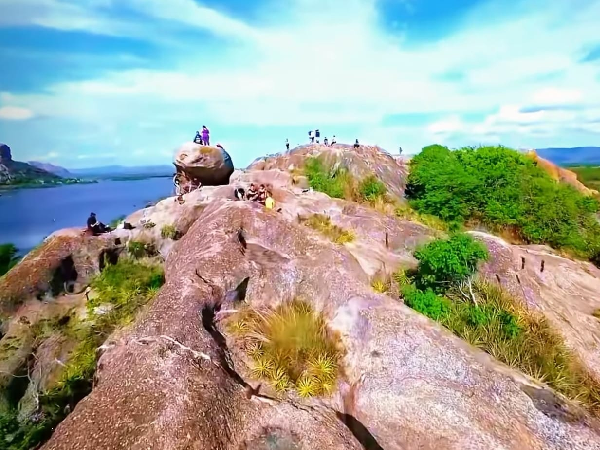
<box><xmin>193</xmin><ymin>125</ymin><xmax>210</xmax><ymax>146</ymax></box>
<box><xmin>307</xmin><ymin>130</ymin><xmax>338</xmax><ymax>146</ymax></box>
<box><xmin>234</xmin><ymin>183</ymin><xmax>276</xmax><ymax>210</ymax></box>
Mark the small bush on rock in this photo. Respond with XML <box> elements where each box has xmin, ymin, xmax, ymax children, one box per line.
<box><xmin>358</xmin><ymin>175</ymin><xmax>387</xmax><ymax>202</ymax></box>
<box><xmin>302</xmin><ymin>214</ymin><xmax>355</xmax><ymax>244</ymax></box>
<box><xmin>413</xmin><ymin>234</ymin><xmax>488</xmax><ymax>293</ymax></box>
<box><xmin>160</xmin><ymin>224</ymin><xmax>178</xmax><ymax>240</ymax></box>
<box><xmin>128</xmin><ymin>240</ymin><xmax>157</xmax><ymax>258</ymax></box>
<box><xmin>227</xmin><ymin>300</ymin><xmax>341</xmax><ymax>398</ymax></box>
<box><xmin>304</xmin><ymin>157</ymin><xmax>356</xmax><ymax>200</ymax></box>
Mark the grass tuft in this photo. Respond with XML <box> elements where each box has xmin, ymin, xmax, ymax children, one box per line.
<box><xmin>160</xmin><ymin>224</ymin><xmax>178</xmax><ymax>240</ymax></box>
<box><xmin>128</xmin><ymin>240</ymin><xmax>157</xmax><ymax>258</ymax></box>
<box><xmin>371</xmin><ymin>277</ymin><xmax>390</xmax><ymax>294</ymax></box>
<box><xmin>227</xmin><ymin>300</ymin><xmax>341</xmax><ymax>398</ymax></box>
<box><xmin>302</xmin><ymin>214</ymin><xmax>355</xmax><ymax>244</ymax></box>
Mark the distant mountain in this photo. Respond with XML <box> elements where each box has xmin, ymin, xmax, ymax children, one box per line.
<box><xmin>536</xmin><ymin>147</ymin><xmax>600</xmax><ymax>166</ymax></box>
<box><xmin>28</xmin><ymin>161</ymin><xmax>72</xmax><ymax>177</ymax></box>
<box><xmin>69</xmin><ymin>164</ymin><xmax>173</xmax><ymax>178</ymax></box>
<box><xmin>0</xmin><ymin>143</ymin><xmax>61</xmax><ymax>186</ymax></box>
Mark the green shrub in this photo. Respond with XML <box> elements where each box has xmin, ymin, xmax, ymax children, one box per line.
<box><xmin>358</xmin><ymin>175</ymin><xmax>387</xmax><ymax>202</ymax></box>
<box><xmin>304</xmin><ymin>157</ymin><xmax>355</xmax><ymax>200</ymax></box>
<box><xmin>160</xmin><ymin>224</ymin><xmax>178</xmax><ymax>240</ymax></box>
<box><xmin>413</xmin><ymin>234</ymin><xmax>488</xmax><ymax>293</ymax></box>
<box><xmin>0</xmin><ymin>243</ymin><xmax>19</xmax><ymax>277</ymax></box>
<box><xmin>227</xmin><ymin>300</ymin><xmax>341</xmax><ymax>397</ymax></box>
<box><xmin>401</xmin><ymin>284</ymin><xmax>450</xmax><ymax>320</ymax></box>
<box><xmin>406</xmin><ymin>145</ymin><xmax>600</xmax><ymax>262</ymax></box>
<box><xmin>302</xmin><ymin>214</ymin><xmax>355</xmax><ymax>244</ymax></box>
<box><xmin>128</xmin><ymin>240</ymin><xmax>156</xmax><ymax>258</ymax></box>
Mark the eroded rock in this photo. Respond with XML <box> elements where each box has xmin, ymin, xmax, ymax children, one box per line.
<box><xmin>174</xmin><ymin>142</ymin><xmax>235</xmax><ymax>186</ymax></box>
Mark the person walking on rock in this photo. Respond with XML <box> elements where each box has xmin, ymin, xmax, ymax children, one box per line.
<box><xmin>202</xmin><ymin>125</ymin><xmax>210</xmax><ymax>146</ymax></box>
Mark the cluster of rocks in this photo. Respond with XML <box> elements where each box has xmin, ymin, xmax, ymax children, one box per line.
<box><xmin>1</xmin><ymin>142</ymin><xmax>600</xmax><ymax>450</ymax></box>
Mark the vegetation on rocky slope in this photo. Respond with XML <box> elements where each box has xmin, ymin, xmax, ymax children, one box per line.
<box><xmin>301</xmin><ymin>214</ymin><xmax>355</xmax><ymax>244</ymax></box>
<box><xmin>406</xmin><ymin>145</ymin><xmax>600</xmax><ymax>262</ymax></box>
<box><xmin>0</xmin><ymin>258</ymin><xmax>164</xmax><ymax>450</ymax></box>
<box><xmin>399</xmin><ymin>234</ymin><xmax>600</xmax><ymax>414</ymax></box>
<box><xmin>227</xmin><ymin>300</ymin><xmax>341</xmax><ymax>398</ymax></box>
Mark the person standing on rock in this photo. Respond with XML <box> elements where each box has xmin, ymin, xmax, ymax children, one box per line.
<box><xmin>309</xmin><ymin>130</ymin><xmax>314</xmax><ymax>144</ymax></box>
<box><xmin>202</xmin><ymin>125</ymin><xmax>210</xmax><ymax>146</ymax></box>
<box><xmin>315</xmin><ymin>129</ymin><xmax>320</xmax><ymax>144</ymax></box>
<box><xmin>286</xmin><ymin>138</ymin><xmax>290</xmax><ymax>151</ymax></box>
<box><xmin>324</xmin><ymin>137</ymin><xmax>329</xmax><ymax>146</ymax></box>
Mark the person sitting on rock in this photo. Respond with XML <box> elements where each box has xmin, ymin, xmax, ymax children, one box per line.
<box><xmin>202</xmin><ymin>125</ymin><xmax>210</xmax><ymax>146</ymax></box>
<box><xmin>265</xmin><ymin>190</ymin><xmax>275</xmax><ymax>210</ymax></box>
<box><xmin>354</xmin><ymin>139</ymin><xmax>360</xmax><ymax>149</ymax></box>
<box><xmin>87</xmin><ymin>212</ymin><xmax>110</xmax><ymax>236</ymax></box>
<box><xmin>331</xmin><ymin>135</ymin><xmax>337</xmax><ymax>145</ymax></box>
<box><xmin>194</xmin><ymin>131</ymin><xmax>202</xmax><ymax>144</ymax></box>
<box><xmin>324</xmin><ymin>137</ymin><xmax>329</xmax><ymax>146</ymax></box>
<box><xmin>286</xmin><ymin>138</ymin><xmax>290</xmax><ymax>151</ymax></box>
<box><xmin>257</xmin><ymin>184</ymin><xmax>267</xmax><ymax>204</ymax></box>
<box><xmin>246</xmin><ymin>183</ymin><xmax>259</xmax><ymax>201</ymax></box>
<box><xmin>234</xmin><ymin>187</ymin><xmax>245</xmax><ymax>201</ymax></box>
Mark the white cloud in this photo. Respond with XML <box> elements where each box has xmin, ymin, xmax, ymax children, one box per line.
<box><xmin>1</xmin><ymin>0</ymin><xmax>600</xmax><ymax>161</ymax></box>
<box><xmin>0</xmin><ymin>106</ymin><xmax>35</xmax><ymax>120</ymax></box>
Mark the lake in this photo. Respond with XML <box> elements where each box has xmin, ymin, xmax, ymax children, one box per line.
<box><xmin>0</xmin><ymin>177</ymin><xmax>173</xmax><ymax>254</ymax></box>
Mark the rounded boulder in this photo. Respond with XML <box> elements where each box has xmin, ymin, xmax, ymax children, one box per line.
<box><xmin>174</xmin><ymin>142</ymin><xmax>235</xmax><ymax>186</ymax></box>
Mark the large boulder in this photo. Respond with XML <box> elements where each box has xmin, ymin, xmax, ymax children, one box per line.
<box><xmin>174</xmin><ymin>142</ymin><xmax>234</xmax><ymax>186</ymax></box>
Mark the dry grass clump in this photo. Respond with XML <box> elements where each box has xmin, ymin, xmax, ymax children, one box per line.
<box><xmin>227</xmin><ymin>300</ymin><xmax>342</xmax><ymax>398</ymax></box>
<box><xmin>302</xmin><ymin>214</ymin><xmax>355</xmax><ymax>244</ymax></box>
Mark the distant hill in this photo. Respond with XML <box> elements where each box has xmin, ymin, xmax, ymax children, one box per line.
<box><xmin>536</xmin><ymin>147</ymin><xmax>600</xmax><ymax>166</ymax></box>
<box><xmin>69</xmin><ymin>164</ymin><xmax>173</xmax><ymax>178</ymax></box>
<box><xmin>28</xmin><ymin>161</ymin><xmax>72</xmax><ymax>177</ymax></box>
<box><xmin>0</xmin><ymin>143</ymin><xmax>61</xmax><ymax>186</ymax></box>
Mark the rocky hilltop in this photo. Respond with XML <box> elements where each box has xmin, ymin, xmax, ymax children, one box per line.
<box><xmin>0</xmin><ymin>143</ymin><xmax>62</xmax><ymax>186</ymax></box>
<box><xmin>1</xmin><ymin>143</ymin><xmax>600</xmax><ymax>450</ymax></box>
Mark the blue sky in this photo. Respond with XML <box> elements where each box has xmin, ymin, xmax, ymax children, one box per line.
<box><xmin>0</xmin><ymin>0</ymin><xmax>599</xmax><ymax>168</ymax></box>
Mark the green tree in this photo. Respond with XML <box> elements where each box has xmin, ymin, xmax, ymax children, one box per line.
<box><xmin>0</xmin><ymin>243</ymin><xmax>19</xmax><ymax>276</ymax></box>
<box><xmin>406</xmin><ymin>145</ymin><xmax>600</xmax><ymax>262</ymax></box>
<box><xmin>413</xmin><ymin>234</ymin><xmax>489</xmax><ymax>293</ymax></box>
